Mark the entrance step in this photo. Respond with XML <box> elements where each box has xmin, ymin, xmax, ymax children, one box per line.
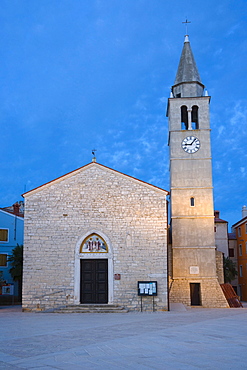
<box><xmin>53</xmin><ymin>304</ymin><xmax>129</xmax><ymax>313</ymax></box>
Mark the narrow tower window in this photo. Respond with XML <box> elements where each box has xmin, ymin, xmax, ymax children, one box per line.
<box><xmin>190</xmin><ymin>197</ymin><xmax>195</xmax><ymax>207</ymax></box>
<box><xmin>191</xmin><ymin>106</ymin><xmax>199</xmax><ymax>129</ymax></box>
<box><xmin>181</xmin><ymin>106</ymin><xmax>188</xmax><ymax>130</ymax></box>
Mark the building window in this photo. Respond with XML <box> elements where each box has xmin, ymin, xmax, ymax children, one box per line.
<box><xmin>246</xmin><ymin>242</ymin><xmax>247</xmax><ymax>254</ymax></box>
<box><xmin>181</xmin><ymin>105</ymin><xmax>188</xmax><ymax>130</ymax></box>
<box><xmin>191</xmin><ymin>105</ymin><xmax>199</xmax><ymax>129</ymax></box>
<box><xmin>239</xmin><ymin>244</ymin><xmax>242</xmax><ymax>256</ymax></box>
<box><xmin>245</xmin><ymin>223</ymin><xmax>247</xmax><ymax>234</ymax></box>
<box><xmin>239</xmin><ymin>265</ymin><xmax>243</xmax><ymax>277</ymax></box>
<box><xmin>229</xmin><ymin>248</ymin><xmax>234</xmax><ymax>257</ymax></box>
<box><xmin>0</xmin><ymin>229</ymin><xmax>8</xmax><ymax>242</ymax></box>
<box><xmin>0</xmin><ymin>254</ymin><xmax>7</xmax><ymax>267</ymax></box>
<box><xmin>190</xmin><ymin>197</ymin><xmax>195</xmax><ymax>207</ymax></box>
<box><xmin>238</xmin><ymin>227</ymin><xmax>241</xmax><ymax>237</ymax></box>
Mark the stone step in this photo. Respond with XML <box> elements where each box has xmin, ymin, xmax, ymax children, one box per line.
<box><xmin>53</xmin><ymin>304</ymin><xmax>129</xmax><ymax>313</ymax></box>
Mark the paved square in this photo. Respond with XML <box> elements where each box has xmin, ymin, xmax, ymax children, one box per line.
<box><xmin>1</xmin><ymin>306</ymin><xmax>247</xmax><ymax>369</ymax></box>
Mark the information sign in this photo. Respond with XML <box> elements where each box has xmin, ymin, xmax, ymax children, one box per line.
<box><xmin>138</xmin><ymin>281</ymin><xmax>157</xmax><ymax>296</ymax></box>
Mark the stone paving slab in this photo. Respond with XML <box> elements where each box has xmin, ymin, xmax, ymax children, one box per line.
<box><xmin>1</xmin><ymin>306</ymin><xmax>247</xmax><ymax>369</ymax></box>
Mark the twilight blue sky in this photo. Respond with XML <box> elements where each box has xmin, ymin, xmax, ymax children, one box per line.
<box><xmin>0</xmin><ymin>0</ymin><xmax>246</xmax><ymax>229</ymax></box>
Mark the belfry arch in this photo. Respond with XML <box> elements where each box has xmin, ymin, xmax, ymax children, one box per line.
<box><xmin>181</xmin><ymin>105</ymin><xmax>188</xmax><ymax>129</ymax></box>
<box><xmin>181</xmin><ymin>105</ymin><xmax>199</xmax><ymax>130</ymax></box>
<box><xmin>191</xmin><ymin>105</ymin><xmax>199</xmax><ymax>129</ymax></box>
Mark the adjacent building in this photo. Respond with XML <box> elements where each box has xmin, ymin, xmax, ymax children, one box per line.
<box><xmin>228</xmin><ymin>231</ymin><xmax>238</xmax><ymax>294</ymax></box>
<box><xmin>0</xmin><ymin>202</ymin><xmax>24</xmax><ymax>298</ymax></box>
<box><xmin>214</xmin><ymin>211</ymin><xmax>228</xmax><ymax>258</ymax></box>
<box><xmin>232</xmin><ymin>206</ymin><xmax>247</xmax><ymax>301</ymax></box>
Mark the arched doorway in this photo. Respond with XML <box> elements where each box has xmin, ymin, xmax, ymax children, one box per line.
<box><xmin>74</xmin><ymin>231</ymin><xmax>113</xmax><ymax>304</ymax></box>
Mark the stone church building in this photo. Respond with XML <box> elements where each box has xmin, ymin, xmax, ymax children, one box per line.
<box><xmin>22</xmin><ymin>35</ymin><xmax>228</xmax><ymax>312</ymax></box>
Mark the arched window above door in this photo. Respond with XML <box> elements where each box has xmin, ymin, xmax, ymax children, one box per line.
<box><xmin>80</xmin><ymin>234</ymin><xmax>108</xmax><ymax>253</ymax></box>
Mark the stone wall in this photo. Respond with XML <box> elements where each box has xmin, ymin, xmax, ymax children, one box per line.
<box><xmin>169</xmin><ymin>278</ymin><xmax>229</xmax><ymax>308</ymax></box>
<box><xmin>22</xmin><ymin>163</ymin><xmax>168</xmax><ymax>312</ymax></box>
<box><xmin>216</xmin><ymin>250</ymin><xmax>224</xmax><ymax>285</ymax></box>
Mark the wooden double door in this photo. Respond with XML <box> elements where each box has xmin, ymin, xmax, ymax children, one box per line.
<box><xmin>80</xmin><ymin>259</ymin><xmax>108</xmax><ymax>304</ymax></box>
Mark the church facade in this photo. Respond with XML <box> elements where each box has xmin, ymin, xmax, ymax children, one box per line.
<box><xmin>22</xmin><ymin>35</ymin><xmax>228</xmax><ymax>311</ymax></box>
<box><xmin>22</xmin><ymin>163</ymin><xmax>169</xmax><ymax>311</ymax></box>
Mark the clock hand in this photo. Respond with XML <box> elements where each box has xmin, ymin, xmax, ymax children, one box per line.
<box><xmin>185</xmin><ymin>138</ymin><xmax>196</xmax><ymax>146</ymax></box>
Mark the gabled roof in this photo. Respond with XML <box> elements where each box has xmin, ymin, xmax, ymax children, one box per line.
<box><xmin>22</xmin><ymin>162</ymin><xmax>169</xmax><ymax>198</ymax></box>
<box><xmin>1</xmin><ymin>203</ymin><xmax>24</xmax><ymax>218</ymax></box>
<box><xmin>215</xmin><ymin>217</ymin><xmax>228</xmax><ymax>224</ymax></box>
<box><xmin>174</xmin><ymin>35</ymin><xmax>202</xmax><ymax>86</ymax></box>
<box><xmin>0</xmin><ymin>208</ymin><xmax>24</xmax><ymax>220</ymax></box>
<box><xmin>214</xmin><ymin>211</ymin><xmax>227</xmax><ymax>224</ymax></box>
<box><xmin>228</xmin><ymin>232</ymin><xmax>236</xmax><ymax>240</ymax></box>
<box><xmin>232</xmin><ymin>216</ymin><xmax>247</xmax><ymax>229</ymax></box>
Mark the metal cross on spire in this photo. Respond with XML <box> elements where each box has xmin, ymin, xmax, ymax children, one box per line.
<box><xmin>182</xmin><ymin>19</ymin><xmax>191</xmax><ymax>35</ymax></box>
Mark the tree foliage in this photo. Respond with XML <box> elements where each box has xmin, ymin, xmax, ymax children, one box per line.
<box><xmin>223</xmin><ymin>257</ymin><xmax>238</xmax><ymax>283</ymax></box>
<box><xmin>0</xmin><ymin>271</ymin><xmax>5</xmax><ymax>282</ymax></box>
<box><xmin>8</xmin><ymin>245</ymin><xmax>23</xmax><ymax>281</ymax></box>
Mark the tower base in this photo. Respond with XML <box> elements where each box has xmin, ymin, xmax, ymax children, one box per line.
<box><xmin>169</xmin><ymin>277</ymin><xmax>229</xmax><ymax>308</ymax></box>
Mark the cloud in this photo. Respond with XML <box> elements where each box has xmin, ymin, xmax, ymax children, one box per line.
<box><xmin>217</xmin><ymin>125</ymin><xmax>224</xmax><ymax>137</ymax></box>
<box><xmin>214</xmin><ymin>161</ymin><xmax>221</xmax><ymax>170</ymax></box>
<box><xmin>240</xmin><ymin>167</ymin><xmax>246</xmax><ymax>177</ymax></box>
<box><xmin>108</xmin><ymin>129</ymin><xmax>124</xmax><ymax>140</ymax></box>
<box><xmin>159</xmin><ymin>97</ymin><xmax>167</xmax><ymax>105</ymax></box>
<box><xmin>227</xmin><ymin>23</ymin><xmax>240</xmax><ymax>36</ymax></box>
<box><xmin>229</xmin><ymin>101</ymin><xmax>247</xmax><ymax>127</ymax></box>
<box><xmin>109</xmin><ymin>150</ymin><xmax>130</xmax><ymax>169</ymax></box>
<box><xmin>214</xmin><ymin>48</ymin><xmax>223</xmax><ymax>56</ymax></box>
<box><xmin>134</xmin><ymin>97</ymin><xmax>148</xmax><ymax>111</ymax></box>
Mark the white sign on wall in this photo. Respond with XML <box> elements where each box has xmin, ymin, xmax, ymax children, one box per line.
<box><xmin>190</xmin><ymin>266</ymin><xmax>199</xmax><ymax>275</ymax></box>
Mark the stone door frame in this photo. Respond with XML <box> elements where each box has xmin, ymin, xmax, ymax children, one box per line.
<box><xmin>74</xmin><ymin>230</ymin><xmax>113</xmax><ymax>304</ymax></box>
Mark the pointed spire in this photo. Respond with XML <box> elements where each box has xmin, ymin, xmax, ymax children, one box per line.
<box><xmin>172</xmin><ymin>36</ymin><xmax>205</xmax><ymax>98</ymax></box>
<box><xmin>174</xmin><ymin>36</ymin><xmax>201</xmax><ymax>85</ymax></box>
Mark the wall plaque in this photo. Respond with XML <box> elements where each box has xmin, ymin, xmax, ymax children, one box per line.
<box><xmin>190</xmin><ymin>266</ymin><xmax>199</xmax><ymax>275</ymax></box>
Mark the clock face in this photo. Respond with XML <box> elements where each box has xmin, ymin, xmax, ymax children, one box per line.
<box><xmin>182</xmin><ymin>136</ymin><xmax>200</xmax><ymax>154</ymax></box>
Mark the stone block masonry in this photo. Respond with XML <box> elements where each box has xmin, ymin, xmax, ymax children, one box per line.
<box><xmin>22</xmin><ymin>163</ymin><xmax>169</xmax><ymax>312</ymax></box>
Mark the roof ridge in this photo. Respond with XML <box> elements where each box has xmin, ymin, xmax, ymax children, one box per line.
<box><xmin>22</xmin><ymin>162</ymin><xmax>169</xmax><ymax>197</ymax></box>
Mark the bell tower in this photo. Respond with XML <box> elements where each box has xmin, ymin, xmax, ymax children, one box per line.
<box><xmin>167</xmin><ymin>35</ymin><xmax>228</xmax><ymax>307</ymax></box>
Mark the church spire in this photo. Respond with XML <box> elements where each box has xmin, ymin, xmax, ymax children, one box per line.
<box><xmin>172</xmin><ymin>35</ymin><xmax>205</xmax><ymax>98</ymax></box>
